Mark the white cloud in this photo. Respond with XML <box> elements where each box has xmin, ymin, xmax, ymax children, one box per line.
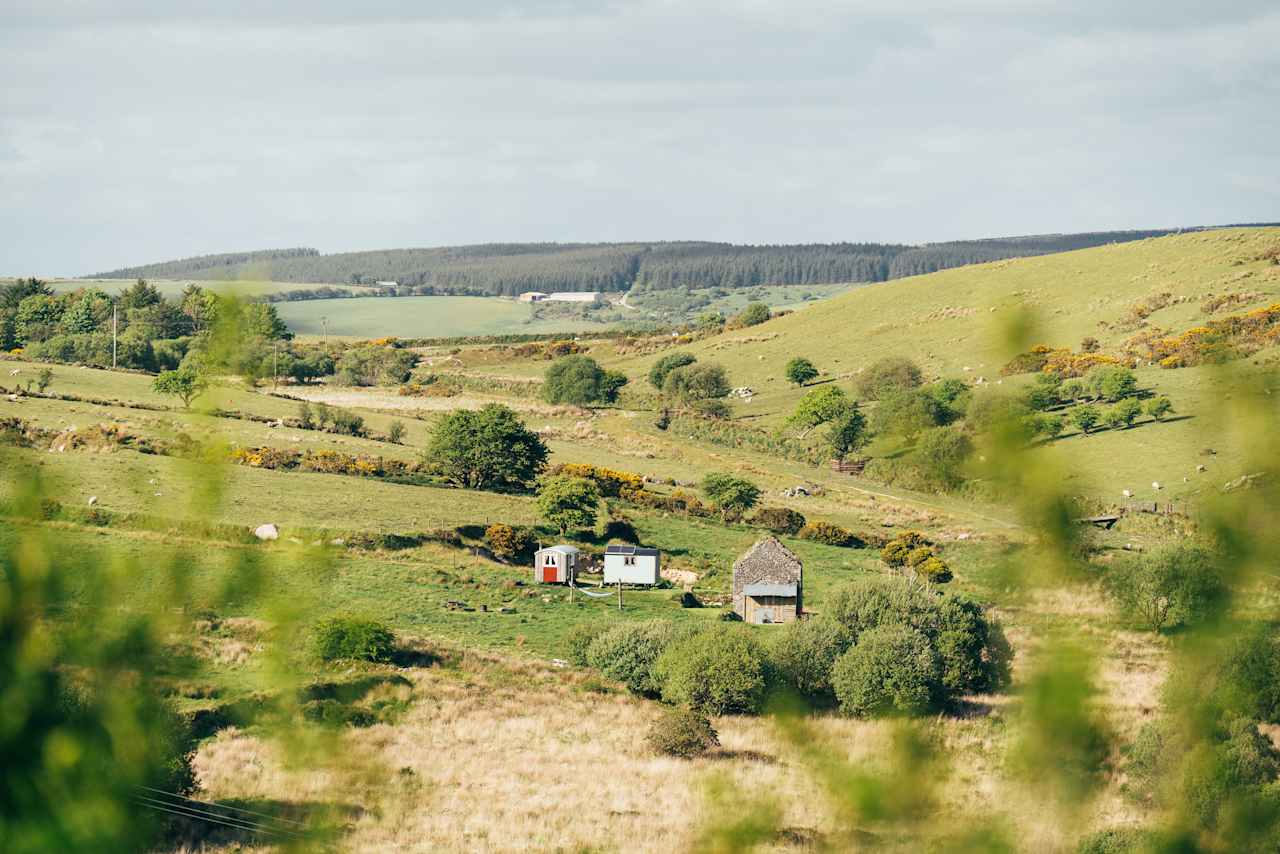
<box><xmin>0</xmin><ymin>2</ymin><xmax>1276</xmax><ymax>273</ymax></box>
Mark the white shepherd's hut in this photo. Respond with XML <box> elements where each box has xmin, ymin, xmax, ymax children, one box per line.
<box><xmin>603</xmin><ymin>545</ymin><xmax>661</xmax><ymax>586</ymax></box>
<box><xmin>534</xmin><ymin>545</ymin><xmax>580</xmax><ymax>584</ymax></box>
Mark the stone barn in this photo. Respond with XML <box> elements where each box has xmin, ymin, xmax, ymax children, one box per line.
<box><xmin>732</xmin><ymin>537</ymin><xmax>802</xmax><ymax>624</ymax></box>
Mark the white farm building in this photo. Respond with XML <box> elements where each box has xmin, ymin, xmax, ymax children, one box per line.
<box><xmin>545</xmin><ymin>291</ymin><xmax>602</xmax><ymax>303</ymax></box>
<box><xmin>534</xmin><ymin>545</ymin><xmax>581</xmax><ymax>584</ymax></box>
<box><xmin>603</xmin><ymin>545</ymin><xmax>660</xmax><ymax>586</ymax></box>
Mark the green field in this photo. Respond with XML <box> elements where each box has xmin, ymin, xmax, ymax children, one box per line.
<box><xmin>275</xmin><ymin>295</ymin><xmax>614</xmax><ymax>338</ymax></box>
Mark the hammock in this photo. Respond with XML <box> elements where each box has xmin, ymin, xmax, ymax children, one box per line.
<box><xmin>570</xmin><ymin>581</ymin><xmax>618</xmax><ymax>599</ymax></box>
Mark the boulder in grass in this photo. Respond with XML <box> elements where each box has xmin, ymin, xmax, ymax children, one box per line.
<box><xmin>254</xmin><ymin>523</ymin><xmax>280</xmax><ymax>541</ymax></box>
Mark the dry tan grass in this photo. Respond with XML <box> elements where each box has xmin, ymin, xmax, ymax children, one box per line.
<box><xmin>177</xmin><ymin>644</ymin><xmax>1122</xmax><ymax>853</ymax></box>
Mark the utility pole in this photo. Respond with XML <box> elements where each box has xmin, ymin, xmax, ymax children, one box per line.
<box><xmin>111</xmin><ymin>303</ymin><xmax>118</xmax><ymax>369</ymax></box>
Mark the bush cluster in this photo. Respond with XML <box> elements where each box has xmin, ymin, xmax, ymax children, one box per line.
<box><xmin>750</xmin><ymin>506</ymin><xmax>806</xmax><ymax>535</ymax></box>
<box><xmin>550</xmin><ymin>462</ymin><xmax>646</xmax><ymax>497</ymax></box>
<box><xmin>483</xmin><ymin>523</ymin><xmax>537</xmax><ymax>561</ymax></box>
<box><xmin>231</xmin><ymin>446</ymin><xmax>424</xmax><ymax>480</ymax></box>
<box><xmin>646</xmin><ymin>708</ymin><xmax>719</xmax><ymax>758</ymax></box>
<box><xmin>808</xmin><ymin>577</ymin><xmax>1008</xmax><ymax>714</ymax></box>
<box><xmin>335</xmin><ymin>346</ymin><xmax>417</xmax><ymax>386</ymax></box>
<box><xmin>881</xmin><ymin>531</ymin><xmax>952</xmax><ymax>582</ymax></box>
<box><xmin>1102</xmin><ymin>544</ymin><xmax>1226</xmax><ymax>632</ymax></box>
<box><xmin>586</xmin><ymin>620</ymin><xmax>682</xmax><ymax>695</ymax></box>
<box><xmin>312</xmin><ymin>617</ymin><xmax>396</xmax><ymax>663</ymax></box>
<box><xmin>797</xmin><ymin>521</ymin><xmax>862</xmax><ymax>547</ymax></box>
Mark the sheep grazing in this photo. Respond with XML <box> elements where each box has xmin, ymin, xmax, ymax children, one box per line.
<box><xmin>1151</xmin><ymin>481</ymin><xmax>1162</xmax><ymax>491</ymax></box>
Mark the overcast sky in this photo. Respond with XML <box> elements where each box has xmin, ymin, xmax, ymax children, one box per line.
<box><xmin>2</xmin><ymin>1</ymin><xmax>1277</xmax><ymax>276</ymax></box>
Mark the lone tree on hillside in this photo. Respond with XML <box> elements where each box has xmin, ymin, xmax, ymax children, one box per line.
<box><xmin>1109</xmin><ymin>398</ymin><xmax>1143</xmax><ymax>429</ymax></box>
<box><xmin>152</xmin><ymin>366</ymin><xmax>207</xmax><ymax>409</ymax></box>
<box><xmin>536</xmin><ymin>476</ymin><xmax>601</xmax><ymax>535</ymax></box>
<box><xmin>826</xmin><ymin>406</ymin><xmax>869</xmax><ymax>460</ymax></box>
<box><xmin>543</xmin><ymin>355</ymin><xmax>627</xmax><ymax>406</ymax></box>
<box><xmin>785</xmin><ymin>357</ymin><xmax>819</xmax><ymax>387</ymax></box>
<box><xmin>701</xmin><ymin>472</ymin><xmax>761</xmax><ymax>521</ymax></box>
<box><xmin>786</xmin><ymin>386</ymin><xmax>852</xmax><ymax>436</ymax></box>
<box><xmin>425</xmin><ymin>403</ymin><xmax>548</xmax><ymax>491</ymax></box>
<box><xmin>1071</xmin><ymin>404</ymin><xmax>1101</xmax><ymax>435</ymax></box>
<box><xmin>662</xmin><ymin>363</ymin><xmax>730</xmax><ymax>403</ymax></box>
<box><xmin>1146</xmin><ymin>396</ymin><xmax>1173</xmax><ymax>421</ymax></box>
<box><xmin>855</xmin><ymin>356</ymin><xmax>923</xmax><ymax>400</ymax></box>
<box><xmin>648</xmin><ymin>352</ymin><xmax>696</xmax><ymax>389</ymax></box>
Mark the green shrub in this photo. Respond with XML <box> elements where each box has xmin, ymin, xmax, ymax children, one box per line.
<box><xmin>733</xmin><ymin>302</ymin><xmax>771</xmax><ymax>327</ymax></box>
<box><xmin>655</xmin><ymin>626</ymin><xmax>770</xmax><ymax>715</ymax></box>
<box><xmin>648</xmin><ymin>352</ymin><xmax>697</xmax><ymax>389</ymax></box>
<box><xmin>750</xmin><ymin>506</ymin><xmax>806</xmax><ymax>536</ymax></box>
<box><xmin>483</xmin><ymin>523</ymin><xmax>536</xmax><ymax>561</ymax></box>
<box><xmin>663</xmin><ymin>362</ymin><xmax>730</xmax><ymax>403</ymax></box>
<box><xmin>1222</xmin><ymin>628</ymin><xmax>1280</xmax><ymax>723</ymax></box>
<box><xmin>797</xmin><ymin>521</ymin><xmax>862</xmax><ymax>547</ymax></box>
<box><xmin>335</xmin><ymin>346</ymin><xmax>416</xmax><ymax>386</ymax></box>
<box><xmin>543</xmin><ymin>354</ymin><xmax>627</xmax><ymax>405</ymax></box>
<box><xmin>646</xmin><ymin>708</ymin><xmax>719</xmax><ymax>758</ymax></box>
<box><xmin>1182</xmin><ymin>717</ymin><xmax>1280</xmax><ymax>829</ymax></box>
<box><xmin>855</xmin><ymin>355</ymin><xmax>923</xmax><ymax>400</ymax></box>
<box><xmin>565</xmin><ymin>621</ymin><xmax>613</xmax><ymax>667</ymax></box>
<box><xmin>387</xmin><ymin>420</ymin><xmax>406</xmax><ymax>444</ymax></box>
<box><xmin>831</xmin><ymin>625</ymin><xmax>941</xmax><ymax>717</ymax></box>
<box><xmin>880</xmin><ymin>531</ymin><xmax>930</xmax><ymax>567</ymax></box>
<box><xmin>329</xmin><ymin>408</ymin><xmax>366</xmax><ymax>436</ymax></box>
<box><xmin>312</xmin><ymin>617</ymin><xmax>395</xmax><ymax>663</ymax></box>
<box><xmin>1146</xmin><ymin>396</ymin><xmax>1174</xmax><ymax>421</ymax></box>
<box><xmin>1076</xmin><ymin>828</ymin><xmax>1152</xmax><ymax>854</ymax></box>
<box><xmin>824</xmin><ymin>576</ymin><xmax>1009</xmax><ymax>697</ymax></box>
<box><xmin>784</xmin><ymin>357</ymin><xmax>818</xmax><ymax>386</ymax></box>
<box><xmin>586</xmin><ymin>620</ymin><xmax>679</xmax><ymax>695</ymax></box>
<box><xmin>1103</xmin><ymin>545</ymin><xmax>1227</xmax><ymax>632</ymax></box>
<box><xmin>770</xmin><ymin>616</ymin><xmax>853</xmax><ymax>700</ymax></box>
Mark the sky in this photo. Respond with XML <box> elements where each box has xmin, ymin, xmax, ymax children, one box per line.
<box><xmin>2</xmin><ymin>1</ymin><xmax>1277</xmax><ymax>276</ymax></box>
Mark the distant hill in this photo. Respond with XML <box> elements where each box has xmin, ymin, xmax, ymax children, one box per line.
<box><xmin>93</xmin><ymin>226</ymin><xmax>1277</xmax><ymax>296</ymax></box>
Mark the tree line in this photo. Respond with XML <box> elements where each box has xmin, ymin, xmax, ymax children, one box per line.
<box><xmin>88</xmin><ymin>228</ymin><xmax>1227</xmax><ymax>298</ymax></box>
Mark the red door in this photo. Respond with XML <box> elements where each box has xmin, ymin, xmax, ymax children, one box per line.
<box><xmin>542</xmin><ymin>565</ymin><xmax>558</xmax><ymax>583</ymax></box>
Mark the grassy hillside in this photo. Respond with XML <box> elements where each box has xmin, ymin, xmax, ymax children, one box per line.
<box><xmin>6</xmin><ymin>228</ymin><xmax>1279</xmax><ymax>852</ymax></box>
<box><xmin>275</xmin><ymin>295</ymin><xmax>608</xmax><ymax>339</ymax></box>
<box><xmin>594</xmin><ymin>227</ymin><xmax>1280</xmax><ymax>501</ymax></box>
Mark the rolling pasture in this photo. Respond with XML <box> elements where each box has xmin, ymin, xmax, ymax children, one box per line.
<box><xmin>4</xmin><ymin>227</ymin><xmax>1279</xmax><ymax>852</ymax></box>
<box><xmin>274</xmin><ymin>294</ymin><xmax>608</xmax><ymax>339</ymax></box>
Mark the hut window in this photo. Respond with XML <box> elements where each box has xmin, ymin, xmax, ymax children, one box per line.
<box><xmin>624</xmin><ymin>555</ymin><xmax>636</xmax><ymax>566</ymax></box>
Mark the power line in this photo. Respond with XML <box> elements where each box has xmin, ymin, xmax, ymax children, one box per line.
<box><xmin>130</xmin><ymin>787</ymin><xmax>308</xmax><ymax>841</ymax></box>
